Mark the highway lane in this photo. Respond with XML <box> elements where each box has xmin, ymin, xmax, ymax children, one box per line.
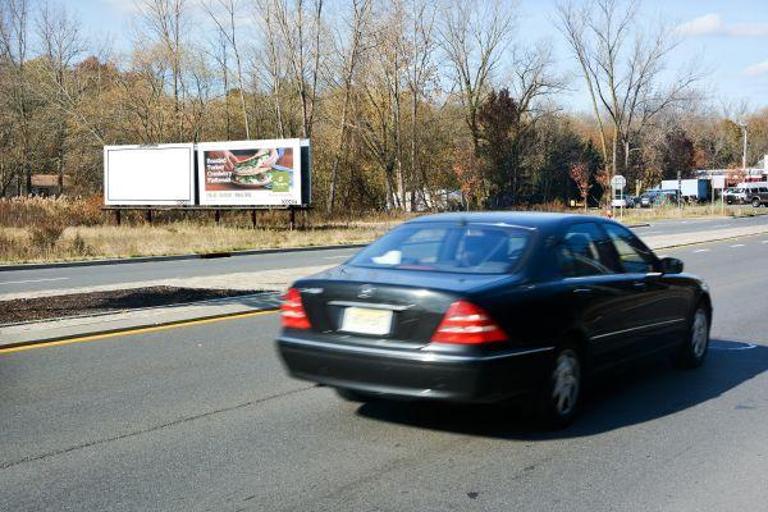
<box><xmin>0</xmin><ymin>246</ymin><xmax>360</xmax><ymax>295</ymax></box>
<box><xmin>2</xmin><ymin>213</ymin><xmax>767</xmax><ymax>297</ymax></box>
<box><xmin>2</xmin><ymin>235</ymin><xmax>768</xmax><ymax>511</ymax></box>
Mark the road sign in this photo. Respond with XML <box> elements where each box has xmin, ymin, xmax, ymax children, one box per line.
<box><xmin>611</xmin><ymin>175</ymin><xmax>626</xmax><ymax>189</ymax></box>
<box><xmin>713</xmin><ymin>176</ymin><xmax>726</xmax><ymax>189</ymax></box>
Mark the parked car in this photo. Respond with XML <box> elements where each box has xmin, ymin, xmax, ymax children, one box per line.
<box><xmin>611</xmin><ymin>196</ymin><xmax>636</xmax><ymax>208</ymax></box>
<box><xmin>723</xmin><ymin>187</ymin><xmax>747</xmax><ymax>205</ymax></box>
<box><xmin>276</xmin><ymin>213</ymin><xmax>712</xmax><ymax>427</ymax></box>
<box><xmin>639</xmin><ymin>190</ymin><xmax>680</xmax><ymax>208</ymax></box>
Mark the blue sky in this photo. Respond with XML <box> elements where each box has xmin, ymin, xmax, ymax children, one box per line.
<box><xmin>70</xmin><ymin>0</ymin><xmax>768</xmax><ymax>112</ymax></box>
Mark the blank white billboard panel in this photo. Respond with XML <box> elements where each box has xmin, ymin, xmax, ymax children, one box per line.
<box><xmin>104</xmin><ymin>144</ymin><xmax>195</xmax><ymax>205</ymax></box>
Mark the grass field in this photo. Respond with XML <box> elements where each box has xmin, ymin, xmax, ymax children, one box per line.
<box><xmin>1</xmin><ymin>197</ymin><xmax>765</xmax><ymax>264</ymax></box>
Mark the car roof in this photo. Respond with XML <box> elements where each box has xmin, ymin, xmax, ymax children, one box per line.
<box><xmin>404</xmin><ymin>211</ymin><xmax>612</xmax><ymax>231</ymax></box>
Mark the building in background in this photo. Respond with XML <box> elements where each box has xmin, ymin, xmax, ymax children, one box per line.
<box><xmin>30</xmin><ymin>174</ymin><xmax>71</xmax><ymax>197</ymax></box>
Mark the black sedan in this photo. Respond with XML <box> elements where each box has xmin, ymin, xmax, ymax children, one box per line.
<box><xmin>276</xmin><ymin>212</ymin><xmax>712</xmax><ymax>427</ymax></box>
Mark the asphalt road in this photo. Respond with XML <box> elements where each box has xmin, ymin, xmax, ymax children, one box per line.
<box><xmin>2</xmin><ymin>235</ymin><xmax>768</xmax><ymax>511</ymax></box>
<box><xmin>0</xmin><ymin>246</ymin><xmax>360</xmax><ymax>295</ymax></box>
<box><xmin>1</xmin><ymin>213</ymin><xmax>767</xmax><ymax>296</ymax></box>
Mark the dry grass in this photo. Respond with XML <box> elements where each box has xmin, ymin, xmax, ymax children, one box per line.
<box><xmin>1</xmin><ymin>196</ymin><xmax>765</xmax><ymax>264</ymax></box>
<box><xmin>0</xmin><ymin>223</ymin><xmax>398</xmax><ymax>263</ymax></box>
<box><xmin>616</xmin><ymin>204</ymin><xmax>765</xmax><ymax>225</ymax></box>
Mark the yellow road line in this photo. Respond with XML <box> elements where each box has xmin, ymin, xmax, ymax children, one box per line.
<box><xmin>0</xmin><ymin>310</ymin><xmax>278</xmax><ymax>355</ymax></box>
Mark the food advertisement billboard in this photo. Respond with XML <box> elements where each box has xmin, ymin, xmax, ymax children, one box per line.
<box><xmin>196</xmin><ymin>139</ymin><xmax>306</xmax><ymax>206</ymax></box>
<box><xmin>104</xmin><ymin>144</ymin><xmax>195</xmax><ymax>206</ymax></box>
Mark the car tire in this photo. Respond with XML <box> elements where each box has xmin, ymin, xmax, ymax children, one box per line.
<box><xmin>334</xmin><ymin>387</ymin><xmax>375</xmax><ymax>403</ymax></box>
<box><xmin>676</xmin><ymin>306</ymin><xmax>710</xmax><ymax>369</ymax></box>
<box><xmin>536</xmin><ymin>346</ymin><xmax>583</xmax><ymax>429</ymax></box>
<box><xmin>752</xmin><ymin>198</ymin><xmax>761</xmax><ymax>208</ymax></box>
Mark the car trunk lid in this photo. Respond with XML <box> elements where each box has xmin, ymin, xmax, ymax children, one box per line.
<box><xmin>295</xmin><ymin>265</ymin><xmax>520</xmax><ymax>347</ymax></box>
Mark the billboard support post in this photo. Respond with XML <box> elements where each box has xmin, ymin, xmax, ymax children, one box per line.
<box><xmin>145</xmin><ymin>209</ymin><xmax>153</xmax><ymax>225</ymax></box>
<box><xmin>114</xmin><ymin>210</ymin><xmax>121</xmax><ymax>226</ymax></box>
<box><xmin>251</xmin><ymin>209</ymin><xmax>258</xmax><ymax>228</ymax></box>
<box><xmin>214</xmin><ymin>209</ymin><xmax>221</xmax><ymax>224</ymax></box>
<box><xmin>289</xmin><ymin>206</ymin><xmax>296</xmax><ymax>231</ymax></box>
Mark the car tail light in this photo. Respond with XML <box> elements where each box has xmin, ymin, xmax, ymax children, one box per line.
<box><xmin>431</xmin><ymin>300</ymin><xmax>507</xmax><ymax>344</ymax></box>
<box><xmin>281</xmin><ymin>287</ymin><xmax>311</xmax><ymax>330</ymax></box>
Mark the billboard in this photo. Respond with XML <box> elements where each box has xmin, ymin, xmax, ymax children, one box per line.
<box><xmin>104</xmin><ymin>144</ymin><xmax>195</xmax><ymax>206</ymax></box>
<box><xmin>196</xmin><ymin>139</ymin><xmax>306</xmax><ymax>206</ymax></box>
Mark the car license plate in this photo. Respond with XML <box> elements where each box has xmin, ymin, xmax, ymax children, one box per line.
<box><xmin>341</xmin><ymin>307</ymin><xmax>393</xmax><ymax>336</ymax></box>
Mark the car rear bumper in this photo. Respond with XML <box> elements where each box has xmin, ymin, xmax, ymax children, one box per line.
<box><xmin>276</xmin><ymin>335</ymin><xmax>555</xmax><ymax>403</ymax></box>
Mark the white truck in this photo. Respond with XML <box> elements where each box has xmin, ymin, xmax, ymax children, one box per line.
<box><xmin>660</xmin><ymin>179</ymin><xmax>711</xmax><ymax>203</ymax></box>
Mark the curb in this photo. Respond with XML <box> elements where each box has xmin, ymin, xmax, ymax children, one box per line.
<box><xmin>0</xmin><ymin>243</ymin><xmax>368</xmax><ymax>272</ymax></box>
<box><xmin>0</xmin><ymin>306</ymin><xmax>280</xmax><ymax>352</ymax></box>
<box><xmin>652</xmin><ymin>230</ymin><xmax>768</xmax><ymax>252</ymax></box>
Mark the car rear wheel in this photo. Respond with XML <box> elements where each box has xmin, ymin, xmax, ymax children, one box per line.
<box><xmin>676</xmin><ymin>306</ymin><xmax>710</xmax><ymax>369</ymax></box>
<box><xmin>536</xmin><ymin>347</ymin><xmax>582</xmax><ymax>428</ymax></box>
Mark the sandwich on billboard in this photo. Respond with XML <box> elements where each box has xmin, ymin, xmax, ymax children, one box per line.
<box><xmin>103</xmin><ymin>143</ymin><xmax>195</xmax><ymax>206</ymax></box>
<box><xmin>196</xmin><ymin>139</ymin><xmax>307</xmax><ymax>207</ymax></box>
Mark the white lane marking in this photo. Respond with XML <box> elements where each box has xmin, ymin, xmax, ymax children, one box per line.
<box><xmin>710</xmin><ymin>342</ymin><xmax>758</xmax><ymax>351</ymax></box>
<box><xmin>322</xmin><ymin>255</ymin><xmax>349</xmax><ymax>260</ymax></box>
<box><xmin>0</xmin><ymin>277</ymin><xmax>70</xmax><ymax>285</ymax></box>
<box><xmin>713</xmin><ymin>224</ymin><xmax>728</xmax><ymax>228</ymax></box>
<box><xmin>693</xmin><ymin>249</ymin><xmax>710</xmax><ymax>253</ymax></box>
<box><xmin>730</xmin><ymin>244</ymin><xmax>746</xmax><ymax>248</ymax></box>
<box><xmin>762</xmin><ymin>240</ymin><xmax>768</xmax><ymax>244</ymax></box>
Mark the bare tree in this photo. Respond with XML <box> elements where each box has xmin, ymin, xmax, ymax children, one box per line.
<box><xmin>326</xmin><ymin>0</ymin><xmax>371</xmax><ymax>212</ymax></box>
<box><xmin>405</xmin><ymin>0</ymin><xmax>437</xmax><ymax>209</ymax></box>
<box><xmin>439</xmin><ymin>0</ymin><xmax>515</xmax><ymax>154</ymax></box>
<box><xmin>202</xmin><ymin>0</ymin><xmax>250</xmax><ymax>138</ymax></box>
<box><xmin>253</xmin><ymin>0</ymin><xmax>287</xmax><ymax>138</ymax></box>
<box><xmin>269</xmin><ymin>0</ymin><xmax>324</xmax><ymax>139</ymax></box>
<box><xmin>37</xmin><ymin>1</ymin><xmax>87</xmax><ymax>193</ymax></box>
<box><xmin>0</xmin><ymin>0</ymin><xmax>31</xmax><ymax>195</ymax></box>
<box><xmin>557</xmin><ymin>0</ymin><xmax>702</xmax><ymax>182</ymax></box>
<box><xmin>138</xmin><ymin>0</ymin><xmax>188</xmax><ymax>140</ymax></box>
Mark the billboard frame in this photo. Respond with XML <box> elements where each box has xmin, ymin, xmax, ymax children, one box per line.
<box><xmin>103</xmin><ymin>143</ymin><xmax>196</xmax><ymax>206</ymax></box>
<box><xmin>195</xmin><ymin>138</ymin><xmax>309</xmax><ymax>207</ymax></box>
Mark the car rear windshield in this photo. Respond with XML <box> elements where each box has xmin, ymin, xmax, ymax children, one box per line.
<box><xmin>349</xmin><ymin>223</ymin><xmax>532</xmax><ymax>274</ymax></box>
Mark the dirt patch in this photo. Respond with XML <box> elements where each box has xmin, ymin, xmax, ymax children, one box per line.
<box><xmin>0</xmin><ymin>286</ymin><xmax>262</xmax><ymax>324</ymax></box>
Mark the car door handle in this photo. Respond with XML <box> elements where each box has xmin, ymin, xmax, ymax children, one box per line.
<box><xmin>573</xmin><ymin>288</ymin><xmax>592</xmax><ymax>294</ymax></box>
<box><xmin>632</xmin><ymin>281</ymin><xmax>647</xmax><ymax>289</ymax></box>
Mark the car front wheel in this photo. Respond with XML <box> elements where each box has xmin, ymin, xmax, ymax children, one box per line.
<box><xmin>537</xmin><ymin>347</ymin><xmax>582</xmax><ymax>428</ymax></box>
<box><xmin>677</xmin><ymin>306</ymin><xmax>710</xmax><ymax>369</ymax></box>
<box><xmin>752</xmin><ymin>198</ymin><xmax>762</xmax><ymax>208</ymax></box>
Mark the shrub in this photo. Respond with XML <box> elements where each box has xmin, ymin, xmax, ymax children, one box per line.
<box><xmin>0</xmin><ymin>232</ymin><xmax>23</xmax><ymax>261</ymax></box>
<box><xmin>30</xmin><ymin>223</ymin><xmax>65</xmax><ymax>252</ymax></box>
<box><xmin>70</xmin><ymin>232</ymin><xmax>94</xmax><ymax>257</ymax></box>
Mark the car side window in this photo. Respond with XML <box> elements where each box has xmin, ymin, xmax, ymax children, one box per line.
<box><xmin>558</xmin><ymin>223</ymin><xmax>615</xmax><ymax>277</ymax></box>
<box><xmin>604</xmin><ymin>223</ymin><xmax>657</xmax><ymax>274</ymax></box>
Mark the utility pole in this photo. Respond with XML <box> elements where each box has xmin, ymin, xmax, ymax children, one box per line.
<box><xmin>739</xmin><ymin>122</ymin><xmax>748</xmax><ymax>171</ymax></box>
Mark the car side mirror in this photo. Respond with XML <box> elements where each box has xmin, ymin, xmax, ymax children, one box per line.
<box><xmin>659</xmin><ymin>257</ymin><xmax>684</xmax><ymax>274</ymax></box>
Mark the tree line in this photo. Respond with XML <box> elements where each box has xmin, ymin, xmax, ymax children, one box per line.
<box><xmin>1</xmin><ymin>0</ymin><xmax>766</xmax><ymax>212</ymax></box>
